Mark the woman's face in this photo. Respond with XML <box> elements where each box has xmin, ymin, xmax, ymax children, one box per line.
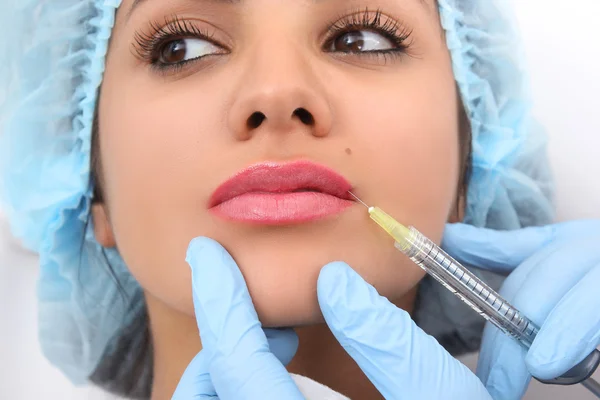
<box><xmin>97</xmin><ymin>0</ymin><xmax>460</xmax><ymax>326</ymax></box>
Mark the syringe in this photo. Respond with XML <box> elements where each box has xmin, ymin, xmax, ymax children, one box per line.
<box><xmin>349</xmin><ymin>192</ymin><xmax>600</xmax><ymax>396</ymax></box>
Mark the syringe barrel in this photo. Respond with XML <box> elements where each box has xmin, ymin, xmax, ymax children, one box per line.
<box><xmin>396</xmin><ymin>226</ymin><xmax>539</xmax><ymax>349</ymax></box>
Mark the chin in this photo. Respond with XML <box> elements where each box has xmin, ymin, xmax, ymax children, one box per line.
<box><xmin>237</xmin><ymin>257</ymin><xmax>424</xmax><ymax>329</ymax></box>
<box><xmin>242</xmin><ymin>270</ymin><xmax>327</xmax><ymax>328</ymax></box>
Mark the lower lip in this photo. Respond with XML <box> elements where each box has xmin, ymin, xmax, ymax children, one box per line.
<box><xmin>210</xmin><ymin>192</ymin><xmax>352</xmax><ymax>224</ymax></box>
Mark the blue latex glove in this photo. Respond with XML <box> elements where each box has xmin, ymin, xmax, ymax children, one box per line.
<box><xmin>173</xmin><ymin>237</ymin><xmax>494</xmax><ymax>399</ymax></box>
<box><xmin>172</xmin><ymin>237</ymin><xmax>304</xmax><ymax>400</ymax></box>
<box><xmin>317</xmin><ymin>261</ymin><xmax>493</xmax><ymax>400</ymax></box>
<box><xmin>442</xmin><ymin>220</ymin><xmax>600</xmax><ymax>400</ymax></box>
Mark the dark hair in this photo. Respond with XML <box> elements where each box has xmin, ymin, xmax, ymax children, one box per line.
<box><xmin>88</xmin><ymin>289</ymin><xmax>153</xmax><ymax>399</ymax></box>
<box><xmin>88</xmin><ymin>90</ymin><xmax>472</xmax><ymax>398</ymax></box>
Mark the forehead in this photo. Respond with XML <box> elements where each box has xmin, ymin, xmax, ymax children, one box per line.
<box><xmin>122</xmin><ymin>0</ymin><xmax>434</xmax><ymax>22</ymax></box>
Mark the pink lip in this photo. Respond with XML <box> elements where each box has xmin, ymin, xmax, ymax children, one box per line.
<box><xmin>209</xmin><ymin>161</ymin><xmax>353</xmax><ymax>224</ymax></box>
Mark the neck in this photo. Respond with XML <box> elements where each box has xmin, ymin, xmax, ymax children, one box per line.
<box><xmin>147</xmin><ymin>289</ymin><xmax>417</xmax><ymax>400</ymax></box>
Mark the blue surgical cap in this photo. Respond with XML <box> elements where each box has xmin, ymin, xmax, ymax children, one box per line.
<box><xmin>0</xmin><ymin>0</ymin><xmax>554</xmax><ymax>386</ymax></box>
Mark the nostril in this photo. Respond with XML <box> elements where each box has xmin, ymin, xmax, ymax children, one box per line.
<box><xmin>247</xmin><ymin>112</ymin><xmax>266</xmax><ymax>129</ymax></box>
<box><xmin>293</xmin><ymin>108</ymin><xmax>315</xmax><ymax>126</ymax></box>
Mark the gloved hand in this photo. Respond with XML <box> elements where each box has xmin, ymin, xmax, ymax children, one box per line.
<box><xmin>442</xmin><ymin>220</ymin><xmax>600</xmax><ymax>400</ymax></box>
<box><xmin>173</xmin><ymin>237</ymin><xmax>494</xmax><ymax>399</ymax></box>
<box><xmin>172</xmin><ymin>237</ymin><xmax>304</xmax><ymax>400</ymax></box>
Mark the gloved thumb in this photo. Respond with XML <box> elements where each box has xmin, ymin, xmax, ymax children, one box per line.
<box><xmin>317</xmin><ymin>262</ymin><xmax>492</xmax><ymax>400</ymax></box>
<box><xmin>185</xmin><ymin>237</ymin><xmax>303</xmax><ymax>399</ymax></box>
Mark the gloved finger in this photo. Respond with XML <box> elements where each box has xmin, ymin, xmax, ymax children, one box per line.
<box><xmin>172</xmin><ymin>351</ymin><xmax>216</xmax><ymax>400</ymax></box>
<box><xmin>317</xmin><ymin>262</ymin><xmax>492</xmax><ymax>400</ymax></box>
<box><xmin>478</xmin><ymin>238</ymin><xmax>600</xmax><ymax>399</ymax></box>
<box><xmin>499</xmin><ymin>237</ymin><xmax>600</xmax><ymax>321</ymax></box>
<box><xmin>264</xmin><ymin>328</ymin><xmax>299</xmax><ymax>367</ymax></box>
<box><xmin>442</xmin><ymin>220</ymin><xmax>600</xmax><ymax>274</ymax></box>
<box><xmin>527</xmin><ymin>263</ymin><xmax>600</xmax><ymax>379</ymax></box>
<box><xmin>171</xmin><ymin>318</ymin><xmax>299</xmax><ymax>399</ymax></box>
<box><xmin>186</xmin><ymin>237</ymin><xmax>304</xmax><ymax>399</ymax></box>
<box><xmin>476</xmin><ymin>244</ymin><xmax>564</xmax><ymax>395</ymax></box>
<box><xmin>477</xmin><ymin>322</ymin><xmax>531</xmax><ymax>400</ymax></box>
<box><xmin>171</xmin><ymin>331</ymin><xmax>299</xmax><ymax>399</ymax></box>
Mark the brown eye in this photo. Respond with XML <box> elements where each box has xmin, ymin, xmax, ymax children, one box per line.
<box><xmin>158</xmin><ymin>38</ymin><xmax>221</xmax><ymax>65</ymax></box>
<box><xmin>331</xmin><ymin>31</ymin><xmax>394</xmax><ymax>53</ymax></box>
<box><xmin>160</xmin><ymin>40</ymin><xmax>187</xmax><ymax>64</ymax></box>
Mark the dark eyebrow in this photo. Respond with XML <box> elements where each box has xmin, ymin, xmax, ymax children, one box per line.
<box><xmin>126</xmin><ymin>0</ymin><xmax>431</xmax><ymax>21</ymax></box>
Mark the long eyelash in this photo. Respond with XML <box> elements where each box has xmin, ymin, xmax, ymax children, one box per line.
<box><xmin>325</xmin><ymin>8</ymin><xmax>413</xmax><ymax>52</ymax></box>
<box><xmin>132</xmin><ymin>16</ymin><xmax>214</xmax><ymax>63</ymax></box>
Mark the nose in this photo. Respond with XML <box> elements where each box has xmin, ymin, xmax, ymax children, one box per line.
<box><xmin>227</xmin><ymin>51</ymin><xmax>332</xmax><ymax>141</ymax></box>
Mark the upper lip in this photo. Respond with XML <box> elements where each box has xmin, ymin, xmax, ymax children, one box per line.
<box><xmin>209</xmin><ymin>161</ymin><xmax>353</xmax><ymax>207</ymax></box>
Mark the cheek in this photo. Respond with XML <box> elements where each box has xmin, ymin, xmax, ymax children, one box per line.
<box><xmin>328</xmin><ymin>71</ymin><xmax>460</xmax><ymax>305</ymax></box>
<box><xmin>97</xmin><ymin>80</ymin><xmax>223</xmax><ymax>303</ymax></box>
<box><xmin>345</xmin><ymin>68</ymin><xmax>461</xmax><ymax>240</ymax></box>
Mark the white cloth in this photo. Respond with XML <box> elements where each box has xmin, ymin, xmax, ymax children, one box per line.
<box><xmin>292</xmin><ymin>374</ymin><xmax>350</xmax><ymax>400</ymax></box>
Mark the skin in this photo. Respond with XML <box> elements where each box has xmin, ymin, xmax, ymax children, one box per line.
<box><xmin>92</xmin><ymin>0</ymin><xmax>462</xmax><ymax>398</ymax></box>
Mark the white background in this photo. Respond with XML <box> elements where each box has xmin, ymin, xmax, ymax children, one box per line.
<box><xmin>1</xmin><ymin>1</ymin><xmax>600</xmax><ymax>398</ymax></box>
